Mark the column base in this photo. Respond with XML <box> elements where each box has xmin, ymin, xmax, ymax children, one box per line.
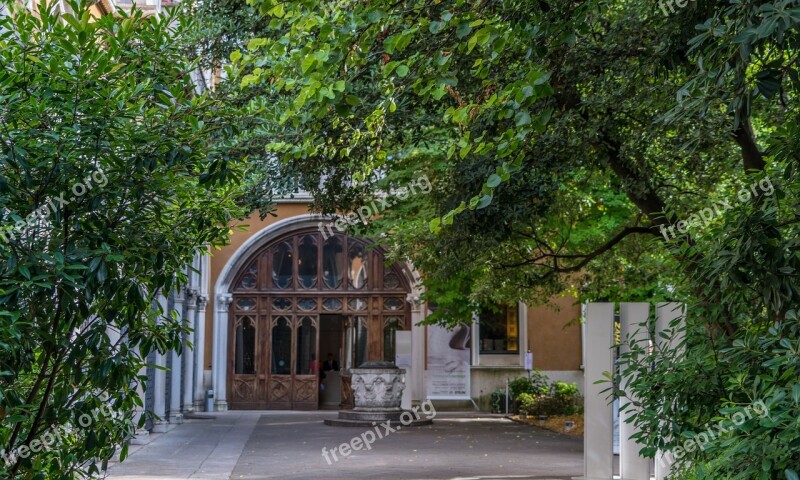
<box><xmin>182</xmin><ymin>404</ymin><xmax>195</xmax><ymax>414</ymax></box>
<box><xmin>193</xmin><ymin>401</ymin><xmax>205</xmax><ymax>412</ymax></box>
<box><xmin>151</xmin><ymin>421</ymin><xmax>174</xmax><ymax>433</ymax></box>
<box><xmin>129</xmin><ymin>429</ymin><xmax>151</xmax><ymax>445</ymax></box>
<box><xmin>169</xmin><ymin>412</ymin><xmax>184</xmax><ymax>425</ymax></box>
<box><xmin>214</xmin><ymin>400</ymin><xmax>228</xmax><ymax>412</ymax></box>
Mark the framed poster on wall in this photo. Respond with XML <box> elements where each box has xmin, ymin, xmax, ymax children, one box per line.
<box><xmin>426</xmin><ymin>323</ymin><xmax>471</xmax><ymax>400</ymax></box>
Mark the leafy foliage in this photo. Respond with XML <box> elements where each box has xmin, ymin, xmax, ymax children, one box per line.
<box><xmin>0</xmin><ymin>2</ymin><xmax>245</xmax><ymax>477</ymax></box>
<box><xmin>509</xmin><ymin>372</ymin><xmax>550</xmax><ymax>398</ymax></box>
<box><xmin>200</xmin><ymin>0</ymin><xmax>800</xmax><ymax>473</ymax></box>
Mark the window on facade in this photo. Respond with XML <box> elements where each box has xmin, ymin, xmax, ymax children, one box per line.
<box><xmin>296</xmin><ymin>316</ymin><xmax>317</xmax><ymax>375</ymax></box>
<box><xmin>479</xmin><ymin>304</ymin><xmax>519</xmax><ymax>354</ymax></box>
<box><xmin>234</xmin><ymin>316</ymin><xmax>256</xmax><ymax>374</ymax></box>
<box><xmin>353</xmin><ymin>316</ymin><xmax>368</xmax><ymax>368</ymax></box>
<box><xmin>298</xmin><ymin>235</ymin><xmax>318</xmax><ymax>288</ymax></box>
<box><xmin>272</xmin><ymin>242</ymin><xmax>293</xmax><ymax>289</ymax></box>
<box><xmin>383</xmin><ymin>317</ymin><xmax>402</xmax><ymax>362</ymax></box>
<box><xmin>271</xmin><ymin>317</ymin><xmax>292</xmax><ymax>374</ymax></box>
<box><xmin>322</xmin><ymin>236</ymin><xmax>345</xmax><ymax>289</ymax></box>
<box><xmin>348</xmin><ymin>243</ymin><xmax>368</xmax><ymax>289</ymax></box>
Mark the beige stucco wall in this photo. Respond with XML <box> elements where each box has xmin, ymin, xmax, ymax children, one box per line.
<box><xmin>526</xmin><ymin>296</ymin><xmax>583</xmax><ymax>371</ymax></box>
<box><xmin>203</xmin><ymin>202</ymin><xmax>313</xmax><ymax>368</ymax></box>
<box><xmin>203</xmin><ymin>204</ymin><xmax>584</xmax><ymax>379</ymax></box>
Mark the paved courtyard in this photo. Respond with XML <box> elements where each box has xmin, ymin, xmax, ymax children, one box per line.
<box><xmin>105</xmin><ymin>411</ymin><xmax>582</xmax><ymax>480</ymax></box>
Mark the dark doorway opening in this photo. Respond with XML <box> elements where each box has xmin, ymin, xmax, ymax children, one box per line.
<box><xmin>319</xmin><ymin>314</ymin><xmax>344</xmax><ymax>409</ymax></box>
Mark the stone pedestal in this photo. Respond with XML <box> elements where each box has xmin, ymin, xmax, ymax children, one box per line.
<box><xmin>325</xmin><ymin>362</ymin><xmax>432</xmax><ymax>427</ymax></box>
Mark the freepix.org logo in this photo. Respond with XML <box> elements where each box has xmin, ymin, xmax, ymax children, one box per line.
<box><xmin>659</xmin><ymin>176</ymin><xmax>774</xmax><ymax>241</ymax></box>
<box><xmin>0</xmin><ymin>166</ymin><xmax>108</xmax><ymax>244</ymax></box>
<box><xmin>317</xmin><ymin>174</ymin><xmax>432</xmax><ymax>239</ymax></box>
<box><xmin>1</xmin><ymin>404</ymin><xmax>115</xmax><ymax>467</ymax></box>
<box><xmin>321</xmin><ymin>400</ymin><xmax>436</xmax><ymax>465</ymax></box>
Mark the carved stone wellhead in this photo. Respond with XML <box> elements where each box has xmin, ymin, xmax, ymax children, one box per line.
<box><xmin>351</xmin><ymin>363</ymin><xmax>406</xmax><ymax>410</ymax></box>
<box><xmin>325</xmin><ymin>361</ymin><xmax>432</xmax><ymax>427</ymax></box>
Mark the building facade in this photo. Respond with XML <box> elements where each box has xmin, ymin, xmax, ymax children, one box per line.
<box><xmin>13</xmin><ymin>0</ymin><xmax>584</xmax><ymax>437</ymax></box>
<box><xmin>160</xmin><ymin>197</ymin><xmax>585</xmax><ymax>420</ymax></box>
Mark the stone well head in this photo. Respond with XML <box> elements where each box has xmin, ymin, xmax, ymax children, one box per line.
<box><xmin>350</xmin><ymin>361</ymin><xmax>406</xmax><ymax>411</ymax></box>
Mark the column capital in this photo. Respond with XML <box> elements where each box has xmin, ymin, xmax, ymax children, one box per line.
<box><xmin>197</xmin><ymin>294</ymin><xmax>209</xmax><ymax>311</ymax></box>
<box><xmin>173</xmin><ymin>286</ymin><xmax>186</xmax><ymax>304</ymax></box>
<box><xmin>185</xmin><ymin>288</ymin><xmax>199</xmax><ymax>308</ymax></box>
<box><xmin>406</xmin><ymin>293</ymin><xmax>423</xmax><ymax>312</ymax></box>
<box><xmin>217</xmin><ymin>293</ymin><xmax>233</xmax><ymax>312</ymax></box>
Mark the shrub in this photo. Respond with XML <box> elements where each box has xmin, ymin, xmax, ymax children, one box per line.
<box><xmin>517</xmin><ymin>393</ymin><xmax>537</xmax><ymax>415</ymax></box>
<box><xmin>551</xmin><ymin>381</ymin><xmax>580</xmax><ymax>400</ymax></box>
<box><xmin>509</xmin><ymin>370</ymin><xmax>550</xmax><ymax>398</ymax></box>
<box><xmin>490</xmin><ymin>388</ymin><xmax>508</xmax><ymax>413</ymax></box>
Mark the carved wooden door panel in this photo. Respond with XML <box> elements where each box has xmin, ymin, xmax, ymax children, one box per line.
<box><xmin>267</xmin><ymin>315</ymin><xmax>293</xmax><ymax>409</ymax></box>
<box><xmin>292</xmin><ymin>315</ymin><xmax>319</xmax><ymax>410</ymax></box>
<box><xmin>230</xmin><ymin>297</ymin><xmax>260</xmax><ymax>409</ymax></box>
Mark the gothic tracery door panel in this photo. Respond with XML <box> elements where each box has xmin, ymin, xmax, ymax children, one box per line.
<box><xmin>228</xmin><ymin>228</ymin><xmax>412</xmax><ymax>410</ymax></box>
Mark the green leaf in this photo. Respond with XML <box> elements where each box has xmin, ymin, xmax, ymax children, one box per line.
<box><xmin>300</xmin><ymin>55</ymin><xmax>315</xmax><ymax>74</ymax></box>
<box><xmin>429</xmin><ymin>217</ymin><xmax>441</xmax><ymax>233</ymax></box>
<box><xmin>515</xmin><ymin>111</ymin><xmax>531</xmax><ymax>126</ymax></box>
<box><xmin>486</xmin><ymin>174</ymin><xmax>502</xmax><ymax>188</ymax></box>
<box><xmin>456</xmin><ymin>22</ymin><xmax>472</xmax><ymax>39</ymax></box>
<box><xmin>396</xmin><ymin>65</ymin><xmax>409</xmax><ymax>77</ymax></box>
<box><xmin>476</xmin><ymin>195</ymin><xmax>493</xmax><ymax>209</ymax></box>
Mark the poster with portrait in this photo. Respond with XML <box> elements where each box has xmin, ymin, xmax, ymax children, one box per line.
<box><xmin>426</xmin><ymin>323</ymin><xmax>471</xmax><ymax>400</ymax></box>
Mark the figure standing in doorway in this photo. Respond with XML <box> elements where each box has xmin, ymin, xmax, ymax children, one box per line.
<box><xmin>323</xmin><ymin>353</ymin><xmax>339</xmax><ymax>372</ymax></box>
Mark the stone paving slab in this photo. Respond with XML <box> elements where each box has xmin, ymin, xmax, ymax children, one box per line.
<box><xmin>105</xmin><ymin>411</ymin><xmax>261</xmax><ymax>479</ymax></box>
<box><xmin>232</xmin><ymin>412</ymin><xmax>582</xmax><ymax>480</ymax></box>
<box><xmin>105</xmin><ymin>411</ymin><xmax>583</xmax><ymax>480</ymax></box>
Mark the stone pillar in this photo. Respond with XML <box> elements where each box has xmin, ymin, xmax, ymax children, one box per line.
<box><xmin>212</xmin><ymin>293</ymin><xmax>233</xmax><ymax>412</ymax></box>
<box><xmin>654</xmin><ymin>302</ymin><xmax>686</xmax><ymax>480</ymax></box>
<box><xmin>152</xmin><ymin>293</ymin><xmax>170</xmax><ymax>433</ymax></box>
<box><xmin>129</xmin><ymin>342</ymin><xmax>151</xmax><ymax>445</ymax></box>
<box><xmin>583</xmin><ymin>302</ymin><xmax>614</xmax><ymax>480</ymax></box>
<box><xmin>193</xmin><ymin>295</ymin><xmax>208</xmax><ymax>411</ymax></box>
<box><xmin>619</xmin><ymin>303</ymin><xmax>651</xmax><ymax>479</ymax></box>
<box><xmin>407</xmin><ymin>292</ymin><xmax>425</xmax><ymax>403</ymax></box>
<box><xmin>168</xmin><ymin>287</ymin><xmax>185</xmax><ymax>424</ymax></box>
<box><xmin>182</xmin><ymin>289</ymin><xmax>197</xmax><ymax>413</ymax></box>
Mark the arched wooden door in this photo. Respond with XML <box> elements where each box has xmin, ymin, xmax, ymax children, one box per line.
<box><xmin>228</xmin><ymin>229</ymin><xmax>411</xmax><ymax>410</ymax></box>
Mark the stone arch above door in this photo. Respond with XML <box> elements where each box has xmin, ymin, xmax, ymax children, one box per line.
<box><xmin>212</xmin><ymin>214</ymin><xmax>419</xmax><ymax>410</ymax></box>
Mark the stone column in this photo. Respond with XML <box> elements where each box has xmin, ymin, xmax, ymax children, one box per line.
<box><xmin>212</xmin><ymin>293</ymin><xmax>233</xmax><ymax>412</ymax></box>
<box><xmin>129</xmin><ymin>342</ymin><xmax>151</xmax><ymax>445</ymax></box>
<box><xmin>168</xmin><ymin>287</ymin><xmax>185</xmax><ymax>424</ymax></box>
<box><xmin>619</xmin><ymin>303</ymin><xmax>651</xmax><ymax>479</ymax></box>
<box><xmin>654</xmin><ymin>302</ymin><xmax>686</xmax><ymax>480</ymax></box>
<box><xmin>583</xmin><ymin>302</ymin><xmax>615</xmax><ymax>479</ymax></box>
<box><xmin>182</xmin><ymin>289</ymin><xmax>197</xmax><ymax>413</ymax></box>
<box><xmin>193</xmin><ymin>295</ymin><xmax>208</xmax><ymax>411</ymax></box>
<box><xmin>407</xmin><ymin>292</ymin><xmax>425</xmax><ymax>403</ymax></box>
<box><xmin>152</xmin><ymin>293</ymin><xmax>170</xmax><ymax>433</ymax></box>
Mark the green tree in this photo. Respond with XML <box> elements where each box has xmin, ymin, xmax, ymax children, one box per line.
<box><xmin>232</xmin><ymin>0</ymin><xmax>800</xmax><ymax>476</ymax></box>
<box><xmin>0</xmin><ymin>2</ymin><xmax>245</xmax><ymax>477</ymax></box>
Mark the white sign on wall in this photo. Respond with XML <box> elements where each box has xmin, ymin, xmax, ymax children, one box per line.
<box><xmin>395</xmin><ymin>331</ymin><xmax>413</xmax><ymax>410</ymax></box>
<box><xmin>425</xmin><ymin>324</ymin><xmax>471</xmax><ymax>400</ymax></box>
